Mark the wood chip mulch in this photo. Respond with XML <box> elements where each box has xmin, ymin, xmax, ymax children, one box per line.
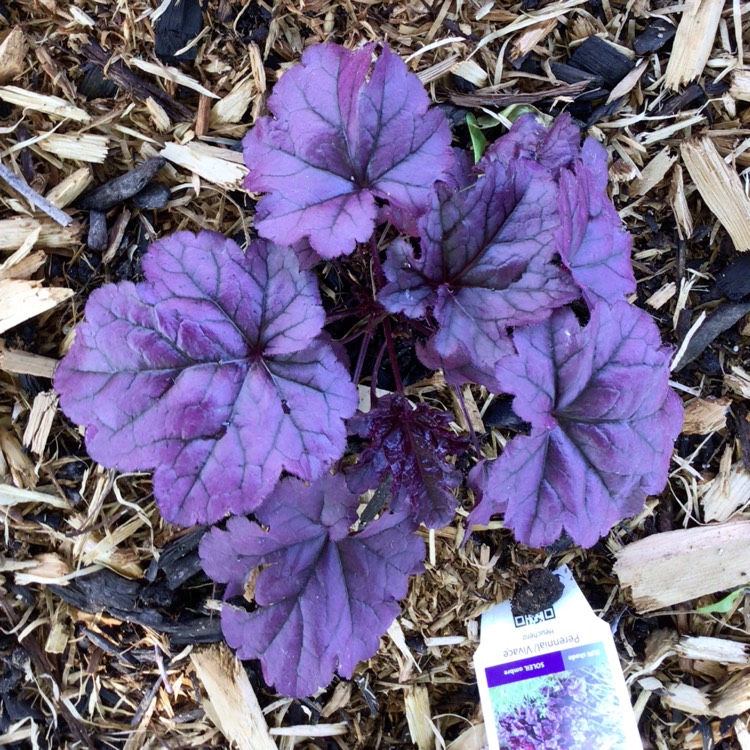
<box><xmin>1</xmin><ymin>0</ymin><xmax>750</xmax><ymax>748</ymax></box>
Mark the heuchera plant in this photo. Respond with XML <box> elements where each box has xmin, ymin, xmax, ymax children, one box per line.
<box><xmin>54</xmin><ymin>42</ymin><xmax>683</xmax><ymax>698</ymax></box>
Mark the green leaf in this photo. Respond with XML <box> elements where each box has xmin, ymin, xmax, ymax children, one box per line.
<box><xmin>466</xmin><ymin>106</ymin><xmax>552</xmax><ymax>163</ymax></box>
<box><xmin>498</xmin><ymin>104</ymin><xmax>552</xmax><ymax>127</ymax></box>
<box><xmin>466</xmin><ymin>113</ymin><xmax>488</xmax><ymax>163</ymax></box>
<box><xmin>696</xmin><ymin>587</ymin><xmax>747</xmax><ymax>615</ymax></box>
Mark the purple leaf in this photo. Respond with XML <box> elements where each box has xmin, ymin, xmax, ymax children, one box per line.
<box><xmin>379</xmin><ymin>159</ymin><xmax>579</xmax><ymax>383</ymax></box>
<box><xmin>416</xmin><ymin>336</ymin><xmax>506</xmax><ymax>392</ymax></box>
<box><xmin>199</xmin><ymin>474</ymin><xmax>425</xmax><ymax>697</ymax></box>
<box><xmin>377</xmin><ymin>145</ymin><xmax>475</xmax><ymax>238</ymax></box>
<box><xmin>580</xmin><ymin>136</ymin><xmax>611</xmax><ymax>192</ymax></box>
<box><xmin>54</xmin><ymin>230</ymin><xmax>358</xmax><ymax>526</ymax></box>
<box><xmin>347</xmin><ymin>394</ymin><xmax>469</xmax><ymax>528</ymax></box>
<box><xmin>479</xmin><ymin>113</ymin><xmax>583</xmax><ymax>176</ymax></box>
<box><xmin>479</xmin><ymin>114</ymin><xmax>633</xmax><ymax>307</ymax></box>
<box><xmin>556</xmin><ymin>156</ymin><xmax>636</xmax><ymax>306</ymax></box>
<box><xmin>469</xmin><ymin>301</ymin><xmax>683</xmax><ymax>547</ymax></box>
<box><xmin>243</xmin><ymin>43</ymin><xmax>454</xmax><ymax>258</ymax></box>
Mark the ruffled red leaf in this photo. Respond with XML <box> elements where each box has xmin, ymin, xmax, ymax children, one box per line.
<box><xmin>348</xmin><ymin>394</ymin><xmax>469</xmax><ymax>528</ymax></box>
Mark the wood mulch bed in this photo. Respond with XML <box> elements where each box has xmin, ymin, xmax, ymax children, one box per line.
<box><xmin>1</xmin><ymin>0</ymin><xmax>750</xmax><ymax>748</ymax></box>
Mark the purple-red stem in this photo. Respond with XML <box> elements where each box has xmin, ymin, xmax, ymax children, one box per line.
<box><xmin>370</xmin><ymin>338</ymin><xmax>388</xmax><ymax>403</ymax></box>
<box><xmin>369</xmin><ymin>235</ymin><xmax>403</xmax><ymax>393</ymax></box>
<box><xmin>353</xmin><ymin>328</ymin><xmax>374</xmax><ymax>385</ymax></box>
<box><xmin>369</xmin><ymin>235</ymin><xmax>386</xmax><ymax>286</ymax></box>
<box><xmin>382</xmin><ymin>317</ymin><xmax>403</xmax><ymax>392</ymax></box>
<box><xmin>326</xmin><ymin>309</ymin><xmax>361</xmax><ymax>325</ymax></box>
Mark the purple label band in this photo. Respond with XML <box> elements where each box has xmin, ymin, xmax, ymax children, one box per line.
<box><xmin>485</xmin><ymin>652</ymin><xmax>565</xmax><ymax>687</ymax></box>
<box><xmin>561</xmin><ymin>642</ymin><xmax>605</xmax><ymax>672</ymax></box>
<box><xmin>485</xmin><ymin>642</ymin><xmax>606</xmax><ymax>688</ymax></box>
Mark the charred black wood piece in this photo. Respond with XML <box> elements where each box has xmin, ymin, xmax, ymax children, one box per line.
<box><xmin>436</xmin><ymin>102</ymin><xmax>472</xmax><ymax>129</ymax></box>
<box><xmin>569</xmin><ymin>36</ymin><xmax>635</xmax><ymax>89</ymax></box>
<box><xmin>232</xmin><ymin>0</ymin><xmax>272</xmax><ymax>44</ymax></box>
<box><xmin>131</xmin><ymin>182</ymin><xmax>171</xmax><ymax>210</ymax></box>
<box><xmin>633</xmin><ymin>18</ymin><xmax>676</xmax><ymax>56</ymax></box>
<box><xmin>0</xmin><ymin>650</ymin><xmax>23</xmax><ymax>695</ymax></box>
<box><xmin>81</xmin><ymin>627</ymin><xmax>139</xmax><ymax>666</ymax></box>
<box><xmin>673</xmin><ymin>300</ymin><xmax>750</xmax><ymax>372</ymax></box>
<box><xmin>405</xmin><ymin>633</ymin><xmax>428</xmax><ymax>655</ymax></box>
<box><xmin>545</xmin><ymin>63</ymin><xmax>608</xmax><ymax>102</ymax></box>
<box><xmin>550</xmin><ymin>61</ymin><xmax>605</xmax><ymax>89</ymax></box>
<box><xmin>155</xmin><ymin>0</ymin><xmax>204</xmax><ymax>64</ymax></box>
<box><xmin>585</xmin><ymin>95</ymin><xmax>626</xmax><ymax>127</ymax></box>
<box><xmin>354</xmin><ymin>674</ymin><xmax>380</xmax><ymax>717</ymax></box>
<box><xmin>483</xmin><ymin>395</ymin><xmax>530</xmax><ymax>433</ymax></box>
<box><xmin>716</xmin><ymin>254</ymin><xmax>750</xmax><ymax>301</ymax></box>
<box><xmin>16</xmin><ymin>125</ymin><xmax>34</xmax><ymax>185</ymax></box>
<box><xmin>587</xmin><ymin>0</ymin><xmax>607</xmax><ymax>23</ymax></box>
<box><xmin>451</xmin><ymin>72</ymin><xmax>477</xmax><ymax>94</ymax></box>
<box><xmin>730</xmin><ymin>404</ymin><xmax>750</xmax><ymax>472</ymax></box>
<box><xmin>704</xmin><ymin>78</ymin><xmax>731</xmax><ymax>98</ymax></box>
<box><xmin>4</xmin><ymin>693</ymin><xmax>44</xmax><ymax>725</ymax></box>
<box><xmin>145</xmin><ymin>527</ymin><xmax>205</xmax><ymax>591</ymax></box>
<box><xmin>82</xmin><ymin>39</ymin><xmax>193</xmax><ymax>121</ymax></box>
<box><xmin>49</xmin><ymin>568</ymin><xmax>221</xmax><ymax>644</ymax></box>
<box><xmin>79</xmin><ymin>157</ymin><xmax>166</xmax><ymax>211</ymax></box>
<box><xmin>168</xmin><ymin>618</ymin><xmax>223</xmax><ymax>646</ymax></box>
<box><xmin>658</xmin><ymin>83</ymin><xmax>706</xmax><ymax>115</ymax></box>
<box><xmin>78</xmin><ymin>63</ymin><xmax>119</xmax><ymax>100</ymax></box>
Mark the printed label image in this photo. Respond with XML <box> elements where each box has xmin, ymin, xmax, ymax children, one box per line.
<box><xmin>486</xmin><ymin>643</ymin><xmax>630</xmax><ymax>749</ymax></box>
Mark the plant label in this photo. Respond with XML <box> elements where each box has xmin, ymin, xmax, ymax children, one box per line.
<box><xmin>474</xmin><ymin>564</ymin><xmax>643</xmax><ymax>749</ymax></box>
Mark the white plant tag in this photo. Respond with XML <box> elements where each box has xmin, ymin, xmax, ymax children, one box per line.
<box><xmin>474</xmin><ymin>565</ymin><xmax>642</xmax><ymax>749</ymax></box>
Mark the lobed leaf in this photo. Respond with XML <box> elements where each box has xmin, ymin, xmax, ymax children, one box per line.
<box><xmin>243</xmin><ymin>43</ymin><xmax>454</xmax><ymax>258</ymax></box>
<box><xmin>482</xmin><ymin>113</ymin><xmax>635</xmax><ymax>307</ymax></box>
<box><xmin>556</xmin><ymin>151</ymin><xmax>636</xmax><ymax>306</ymax></box>
<box><xmin>54</xmin><ymin>230</ymin><xmax>358</xmax><ymax>526</ymax></box>
<box><xmin>379</xmin><ymin>159</ymin><xmax>579</xmax><ymax>383</ymax></box>
<box><xmin>347</xmin><ymin>394</ymin><xmax>469</xmax><ymax>528</ymax></box>
<box><xmin>478</xmin><ymin>112</ymin><xmax>584</xmax><ymax>176</ymax></box>
<box><xmin>415</xmin><ymin>335</ymin><xmax>507</xmax><ymax>391</ymax></box>
<box><xmin>469</xmin><ymin>301</ymin><xmax>683</xmax><ymax>547</ymax></box>
<box><xmin>199</xmin><ymin>474</ymin><xmax>425</xmax><ymax>697</ymax></box>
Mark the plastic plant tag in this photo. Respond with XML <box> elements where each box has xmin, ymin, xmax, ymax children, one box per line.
<box><xmin>474</xmin><ymin>565</ymin><xmax>643</xmax><ymax>749</ymax></box>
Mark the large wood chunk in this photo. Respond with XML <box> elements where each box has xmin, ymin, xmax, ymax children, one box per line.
<box><xmin>614</xmin><ymin>521</ymin><xmax>750</xmax><ymax>611</ymax></box>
